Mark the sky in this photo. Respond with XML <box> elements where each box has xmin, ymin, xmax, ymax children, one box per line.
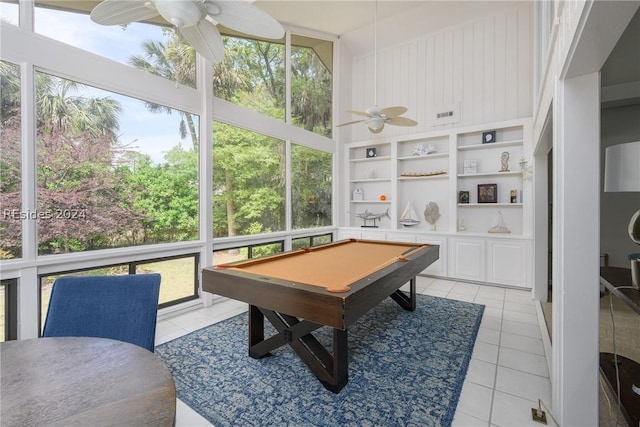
<box><xmin>2</xmin><ymin>2</ymin><xmax>191</xmax><ymax>164</ymax></box>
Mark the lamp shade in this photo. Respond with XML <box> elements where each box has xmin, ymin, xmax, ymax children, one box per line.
<box><xmin>604</xmin><ymin>141</ymin><xmax>640</xmax><ymax>192</ymax></box>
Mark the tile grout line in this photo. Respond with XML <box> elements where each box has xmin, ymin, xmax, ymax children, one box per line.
<box><xmin>486</xmin><ymin>292</ymin><xmax>505</xmax><ymax>426</ymax></box>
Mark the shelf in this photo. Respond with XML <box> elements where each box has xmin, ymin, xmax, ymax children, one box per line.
<box><xmin>350</xmin><ymin>200</ymin><xmax>391</xmax><ymax>204</ymax></box>
<box><xmin>398</xmin><ymin>174</ymin><xmax>449</xmax><ymax>181</ymax></box>
<box><xmin>457</xmin><ymin>171</ymin><xmax>523</xmax><ymax>178</ymax></box>
<box><xmin>350</xmin><ymin>155</ymin><xmax>391</xmax><ymax>163</ymax></box>
<box><xmin>350</xmin><ymin>178</ymin><xmax>392</xmax><ymax>183</ymax></box>
<box><xmin>398</xmin><ymin>153</ymin><xmax>449</xmax><ymax>161</ymax></box>
<box><xmin>458</xmin><ymin>203</ymin><xmax>523</xmax><ymax>207</ymax></box>
<box><xmin>457</xmin><ymin>140</ymin><xmax>523</xmax><ymax>151</ymax></box>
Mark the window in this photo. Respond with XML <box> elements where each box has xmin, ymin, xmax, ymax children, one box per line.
<box><xmin>34</xmin><ymin>1</ymin><xmax>196</xmax><ymax>87</ymax></box>
<box><xmin>35</xmin><ymin>72</ymin><xmax>199</xmax><ymax>255</ymax></box>
<box><xmin>0</xmin><ymin>60</ymin><xmax>21</xmax><ymax>259</ymax></box>
<box><xmin>212</xmin><ymin>240</ymin><xmax>284</xmax><ymax>265</ymax></box>
<box><xmin>291</xmin><ymin>34</ymin><xmax>333</xmax><ymax>137</ymax></box>
<box><xmin>291</xmin><ymin>233</ymin><xmax>333</xmax><ymax>250</ymax></box>
<box><xmin>1</xmin><ymin>279</ymin><xmax>18</xmax><ymax>341</ymax></box>
<box><xmin>214</xmin><ymin>35</ymin><xmax>286</xmax><ymax>120</ymax></box>
<box><xmin>39</xmin><ymin>254</ymin><xmax>199</xmax><ymax>331</ymax></box>
<box><xmin>134</xmin><ymin>255</ymin><xmax>199</xmax><ymax>308</ymax></box>
<box><xmin>0</xmin><ymin>0</ymin><xmax>18</xmax><ymax>25</ymax></box>
<box><xmin>291</xmin><ymin>144</ymin><xmax>332</xmax><ymax>229</ymax></box>
<box><xmin>213</xmin><ymin>122</ymin><xmax>285</xmax><ymax>237</ymax></box>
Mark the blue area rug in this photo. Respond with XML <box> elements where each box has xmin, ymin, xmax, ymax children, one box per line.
<box><xmin>156</xmin><ymin>295</ymin><xmax>484</xmax><ymax>426</ymax></box>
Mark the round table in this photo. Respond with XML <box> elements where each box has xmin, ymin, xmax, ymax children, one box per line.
<box><xmin>1</xmin><ymin>337</ymin><xmax>176</xmax><ymax>426</ymax></box>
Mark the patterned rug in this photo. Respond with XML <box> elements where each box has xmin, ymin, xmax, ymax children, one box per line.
<box><xmin>156</xmin><ymin>295</ymin><xmax>484</xmax><ymax>427</ymax></box>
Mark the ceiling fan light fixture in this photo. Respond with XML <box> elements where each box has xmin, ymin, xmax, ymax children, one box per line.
<box><xmin>367</xmin><ymin>117</ymin><xmax>386</xmax><ymax>132</ymax></box>
<box><xmin>153</xmin><ymin>0</ymin><xmax>203</xmax><ymax>27</ymax></box>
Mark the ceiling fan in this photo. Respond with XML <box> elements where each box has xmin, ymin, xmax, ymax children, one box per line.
<box><xmin>337</xmin><ymin>1</ymin><xmax>417</xmax><ymax>134</ymax></box>
<box><xmin>90</xmin><ymin>0</ymin><xmax>285</xmax><ymax>64</ymax></box>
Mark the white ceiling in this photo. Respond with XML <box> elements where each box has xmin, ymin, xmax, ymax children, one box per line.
<box><xmin>257</xmin><ymin>1</ymin><xmax>527</xmax><ymax>55</ymax></box>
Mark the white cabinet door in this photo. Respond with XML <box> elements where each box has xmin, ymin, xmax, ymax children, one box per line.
<box><xmin>448</xmin><ymin>238</ymin><xmax>485</xmax><ymax>281</ymax></box>
<box><xmin>487</xmin><ymin>239</ymin><xmax>528</xmax><ymax>287</ymax></box>
<box><xmin>416</xmin><ymin>236</ymin><xmax>446</xmax><ymax>276</ymax></box>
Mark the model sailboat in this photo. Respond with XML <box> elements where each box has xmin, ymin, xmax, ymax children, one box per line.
<box><xmin>488</xmin><ymin>210</ymin><xmax>511</xmax><ymax>233</ymax></box>
<box><xmin>399</xmin><ymin>202</ymin><xmax>420</xmax><ymax>227</ymax></box>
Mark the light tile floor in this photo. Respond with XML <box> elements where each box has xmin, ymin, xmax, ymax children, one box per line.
<box><xmin>155</xmin><ymin>276</ymin><xmax>552</xmax><ymax>427</ymax></box>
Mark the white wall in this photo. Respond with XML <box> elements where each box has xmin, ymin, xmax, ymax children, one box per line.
<box><xmin>600</xmin><ymin>104</ymin><xmax>640</xmax><ymax>267</ymax></box>
<box><xmin>341</xmin><ymin>3</ymin><xmax>532</xmax><ymax>142</ymax></box>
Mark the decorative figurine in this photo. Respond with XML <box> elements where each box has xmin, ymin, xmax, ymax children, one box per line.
<box><xmin>355</xmin><ymin>208</ymin><xmax>390</xmax><ymax>228</ymax></box>
<box><xmin>488</xmin><ymin>210</ymin><xmax>511</xmax><ymax>233</ymax></box>
<box><xmin>399</xmin><ymin>201</ymin><xmax>420</xmax><ymax>227</ymax></box>
<box><xmin>423</xmin><ymin>201</ymin><xmax>441</xmax><ymax>231</ymax></box>
<box><xmin>499</xmin><ymin>151</ymin><xmax>510</xmax><ymax>172</ymax></box>
<box><xmin>413</xmin><ymin>143</ymin><xmax>437</xmax><ymax>156</ymax></box>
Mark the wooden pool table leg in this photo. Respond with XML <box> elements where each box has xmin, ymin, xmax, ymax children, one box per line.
<box><xmin>390</xmin><ymin>277</ymin><xmax>416</xmax><ymax>311</ymax></box>
<box><xmin>246</xmin><ymin>305</ymin><xmax>349</xmax><ymax>393</ymax></box>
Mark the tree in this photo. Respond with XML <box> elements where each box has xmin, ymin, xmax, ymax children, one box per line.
<box><xmin>36</xmin><ymin>73</ymin><xmax>121</xmax><ymax>138</ymax></box>
<box><xmin>291</xmin><ymin>46</ymin><xmax>333</xmax><ymax>137</ymax></box>
<box><xmin>124</xmin><ymin>146</ymin><xmax>199</xmax><ymax>243</ymax></box>
<box><xmin>129</xmin><ymin>36</ymin><xmax>200</xmax><ymax>148</ymax></box>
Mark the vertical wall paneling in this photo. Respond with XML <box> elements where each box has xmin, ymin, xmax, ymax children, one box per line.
<box><xmin>517</xmin><ymin>6</ymin><xmax>532</xmax><ymax>118</ymax></box>
<box><xmin>434</xmin><ymin>31</ymin><xmax>444</xmax><ymax>107</ymax></box>
<box><xmin>494</xmin><ymin>13</ymin><xmax>507</xmax><ymax>120</ymax></box>
<box><xmin>505</xmin><ymin>7</ymin><xmax>519</xmax><ymax>118</ymax></box>
<box><xmin>472</xmin><ymin>20</ymin><xmax>485</xmax><ymax>124</ymax></box>
<box><xmin>416</xmin><ymin>37</ymin><xmax>428</xmax><ymax>128</ymax></box>
<box><xmin>462</xmin><ymin>25</ymin><xmax>474</xmax><ymax>127</ymax></box>
<box><xmin>425</xmin><ymin>35</ymin><xmax>436</xmax><ymax>124</ymax></box>
<box><xmin>346</xmin><ymin>4</ymin><xmax>532</xmax><ymax>141</ymax></box>
<box><xmin>483</xmin><ymin>15</ymin><xmax>496</xmax><ymax>122</ymax></box>
<box><xmin>452</xmin><ymin>27</ymin><xmax>464</xmax><ymax>119</ymax></box>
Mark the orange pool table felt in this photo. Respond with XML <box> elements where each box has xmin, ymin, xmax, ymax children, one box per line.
<box><xmin>214</xmin><ymin>239</ymin><xmax>424</xmax><ymax>292</ymax></box>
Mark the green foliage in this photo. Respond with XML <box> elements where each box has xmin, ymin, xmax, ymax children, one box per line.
<box><xmin>125</xmin><ymin>145</ymin><xmax>199</xmax><ymax>243</ymax></box>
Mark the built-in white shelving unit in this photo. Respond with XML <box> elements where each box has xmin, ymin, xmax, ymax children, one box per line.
<box><xmin>341</xmin><ymin>118</ymin><xmax>533</xmax><ymax>288</ymax></box>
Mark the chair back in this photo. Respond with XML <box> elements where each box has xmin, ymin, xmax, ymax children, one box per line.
<box><xmin>42</xmin><ymin>274</ymin><xmax>161</xmax><ymax>352</ymax></box>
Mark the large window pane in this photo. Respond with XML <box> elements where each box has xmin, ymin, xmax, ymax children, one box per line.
<box><xmin>36</xmin><ymin>72</ymin><xmax>199</xmax><ymax>255</ymax></box>
<box><xmin>212</xmin><ymin>241</ymin><xmax>284</xmax><ymax>265</ymax></box>
<box><xmin>136</xmin><ymin>256</ymin><xmax>198</xmax><ymax>307</ymax></box>
<box><xmin>0</xmin><ymin>60</ymin><xmax>21</xmax><ymax>259</ymax></box>
<box><xmin>291</xmin><ymin>144</ymin><xmax>332</xmax><ymax>229</ymax></box>
<box><xmin>1</xmin><ymin>279</ymin><xmax>17</xmax><ymax>341</ymax></box>
<box><xmin>0</xmin><ymin>0</ymin><xmax>18</xmax><ymax>25</ymax></box>
<box><xmin>213</xmin><ymin>122</ymin><xmax>285</xmax><ymax>237</ymax></box>
<box><xmin>214</xmin><ymin>35</ymin><xmax>285</xmax><ymax>120</ymax></box>
<box><xmin>291</xmin><ymin>35</ymin><xmax>333</xmax><ymax>138</ymax></box>
<box><xmin>34</xmin><ymin>2</ymin><xmax>195</xmax><ymax>87</ymax></box>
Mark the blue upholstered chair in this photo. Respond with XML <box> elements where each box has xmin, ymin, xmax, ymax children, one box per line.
<box><xmin>42</xmin><ymin>274</ymin><xmax>161</xmax><ymax>352</ymax></box>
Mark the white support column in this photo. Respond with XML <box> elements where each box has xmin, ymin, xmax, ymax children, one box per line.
<box><xmin>552</xmin><ymin>72</ymin><xmax>601</xmax><ymax>426</ymax></box>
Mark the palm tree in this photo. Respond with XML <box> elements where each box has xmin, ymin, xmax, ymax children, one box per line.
<box><xmin>129</xmin><ymin>37</ymin><xmax>200</xmax><ymax>148</ymax></box>
<box><xmin>36</xmin><ymin>73</ymin><xmax>121</xmax><ymax>138</ymax></box>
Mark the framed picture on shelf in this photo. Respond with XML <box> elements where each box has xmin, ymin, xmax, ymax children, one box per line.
<box><xmin>365</xmin><ymin>147</ymin><xmax>377</xmax><ymax>158</ymax></box>
<box><xmin>458</xmin><ymin>191</ymin><xmax>470</xmax><ymax>204</ymax></box>
<box><xmin>478</xmin><ymin>183</ymin><xmax>497</xmax><ymax>203</ymax></box>
<box><xmin>482</xmin><ymin>131</ymin><xmax>496</xmax><ymax>144</ymax></box>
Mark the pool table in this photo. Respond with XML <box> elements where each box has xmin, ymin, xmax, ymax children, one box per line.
<box><xmin>202</xmin><ymin>239</ymin><xmax>439</xmax><ymax>393</ymax></box>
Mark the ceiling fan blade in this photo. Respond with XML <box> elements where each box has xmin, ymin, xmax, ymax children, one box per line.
<box><xmin>177</xmin><ymin>19</ymin><xmax>225</xmax><ymax>64</ymax></box>
<box><xmin>387</xmin><ymin>116</ymin><xmax>418</xmax><ymax>127</ymax></box>
<box><xmin>345</xmin><ymin>110</ymin><xmax>371</xmax><ymax>118</ymax></box>
<box><xmin>204</xmin><ymin>1</ymin><xmax>284</xmax><ymax>40</ymax></box>
<box><xmin>337</xmin><ymin>120</ymin><xmax>366</xmax><ymax>127</ymax></box>
<box><xmin>379</xmin><ymin>106</ymin><xmax>408</xmax><ymax>118</ymax></box>
<box><xmin>90</xmin><ymin>0</ymin><xmax>159</xmax><ymax>25</ymax></box>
